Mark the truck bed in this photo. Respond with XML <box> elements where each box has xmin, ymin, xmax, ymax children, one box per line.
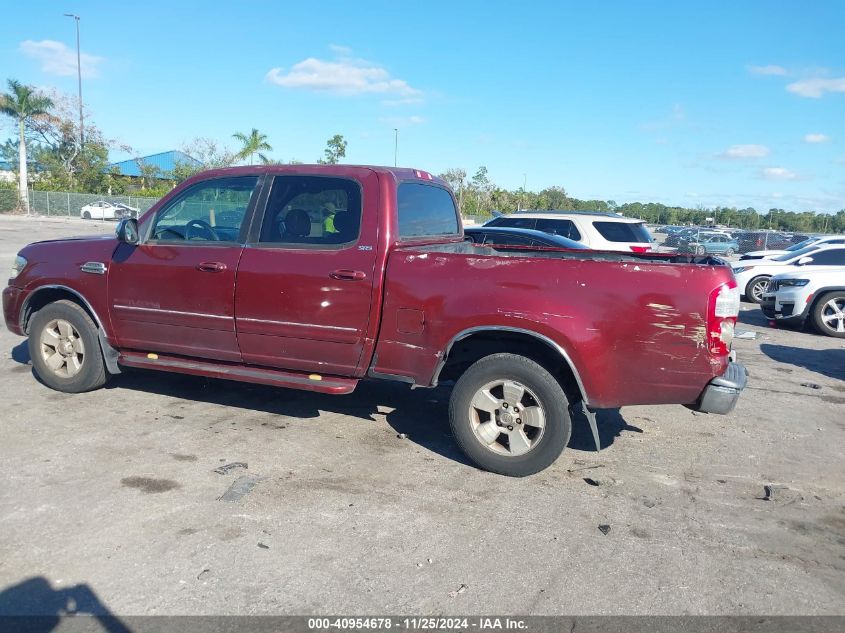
<box><xmin>371</xmin><ymin>241</ymin><xmax>732</xmax><ymax>408</ymax></box>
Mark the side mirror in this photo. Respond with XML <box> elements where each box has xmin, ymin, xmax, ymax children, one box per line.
<box><xmin>116</xmin><ymin>218</ymin><xmax>139</xmax><ymax>245</ymax></box>
<box><xmin>797</xmin><ymin>256</ymin><xmax>813</xmax><ymax>266</ymax></box>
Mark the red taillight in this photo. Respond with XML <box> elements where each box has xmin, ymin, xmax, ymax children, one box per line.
<box><xmin>413</xmin><ymin>170</ymin><xmax>433</xmax><ymax>180</ymax></box>
<box><xmin>707</xmin><ymin>282</ymin><xmax>740</xmax><ymax>355</ymax></box>
<box><xmin>629</xmin><ymin>245</ymin><xmax>649</xmax><ymax>253</ymax></box>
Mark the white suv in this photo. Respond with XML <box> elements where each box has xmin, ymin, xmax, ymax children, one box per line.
<box><xmin>761</xmin><ymin>267</ymin><xmax>845</xmax><ymax>337</ymax></box>
<box><xmin>731</xmin><ymin>244</ymin><xmax>845</xmax><ymax>303</ymax></box>
<box><xmin>484</xmin><ymin>212</ymin><xmax>655</xmax><ymax>252</ymax></box>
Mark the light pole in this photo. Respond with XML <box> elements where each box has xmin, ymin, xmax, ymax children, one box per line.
<box><xmin>63</xmin><ymin>13</ymin><xmax>83</xmax><ymax>147</ymax></box>
<box><xmin>393</xmin><ymin>128</ymin><xmax>398</xmax><ymax>167</ymax></box>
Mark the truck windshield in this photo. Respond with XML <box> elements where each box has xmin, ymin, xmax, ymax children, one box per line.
<box><xmin>592</xmin><ymin>221</ymin><xmax>652</xmax><ymax>243</ymax></box>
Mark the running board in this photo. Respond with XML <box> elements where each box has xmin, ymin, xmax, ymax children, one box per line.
<box><xmin>118</xmin><ymin>351</ymin><xmax>358</xmax><ymax>394</ymax></box>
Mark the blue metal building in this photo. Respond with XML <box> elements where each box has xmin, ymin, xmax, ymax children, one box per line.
<box><xmin>106</xmin><ymin>151</ymin><xmax>202</xmax><ymax>179</ymax></box>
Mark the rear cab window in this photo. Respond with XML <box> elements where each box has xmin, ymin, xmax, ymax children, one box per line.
<box><xmin>592</xmin><ymin>221</ymin><xmax>652</xmax><ymax>243</ymax></box>
<box><xmin>397</xmin><ymin>183</ymin><xmax>460</xmax><ymax>239</ymax></box>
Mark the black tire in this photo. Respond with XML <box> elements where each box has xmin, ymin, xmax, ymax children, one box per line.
<box><xmin>811</xmin><ymin>291</ymin><xmax>845</xmax><ymax>338</ymax></box>
<box><xmin>724</xmin><ymin>248</ymin><xmax>735</xmax><ymax>257</ymax></box>
<box><xmin>82</xmin><ymin>211</ymin><xmax>91</xmax><ymax>220</ymax></box>
<box><xmin>744</xmin><ymin>276</ymin><xmax>770</xmax><ymax>304</ymax></box>
<box><xmin>28</xmin><ymin>300</ymin><xmax>108</xmax><ymax>393</ymax></box>
<box><xmin>448</xmin><ymin>353</ymin><xmax>571</xmax><ymax>477</ymax></box>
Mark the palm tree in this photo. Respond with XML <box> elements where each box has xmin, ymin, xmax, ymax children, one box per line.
<box><xmin>232</xmin><ymin>128</ymin><xmax>272</xmax><ymax>165</ymax></box>
<box><xmin>0</xmin><ymin>79</ymin><xmax>54</xmax><ymax>214</ymax></box>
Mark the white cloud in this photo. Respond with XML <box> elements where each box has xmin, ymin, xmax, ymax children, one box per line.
<box><xmin>786</xmin><ymin>77</ymin><xmax>845</xmax><ymax>98</ymax></box>
<box><xmin>266</xmin><ymin>49</ymin><xmax>421</xmax><ymax>98</ymax></box>
<box><xmin>762</xmin><ymin>167</ymin><xmax>798</xmax><ymax>181</ymax></box>
<box><xmin>747</xmin><ymin>64</ymin><xmax>788</xmax><ymax>76</ymax></box>
<box><xmin>719</xmin><ymin>144</ymin><xmax>770</xmax><ymax>159</ymax></box>
<box><xmin>20</xmin><ymin>39</ymin><xmax>103</xmax><ymax>78</ymax></box>
<box><xmin>804</xmin><ymin>133</ymin><xmax>830</xmax><ymax>143</ymax></box>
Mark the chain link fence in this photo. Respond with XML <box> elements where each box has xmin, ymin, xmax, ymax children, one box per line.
<box><xmin>0</xmin><ymin>188</ymin><xmax>161</xmax><ymax>218</ymax></box>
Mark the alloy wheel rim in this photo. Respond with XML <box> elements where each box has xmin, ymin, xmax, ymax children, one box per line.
<box><xmin>468</xmin><ymin>379</ymin><xmax>546</xmax><ymax>456</ymax></box>
<box><xmin>821</xmin><ymin>298</ymin><xmax>845</xmax><ymax>333</ymax></box>
<box><xmin>40</xmin><ymin>319</ymin><xmax>85</xmax><ymax>378</ymax></box>
<box><xmin>751</xmin><ymin>280</ymin><xmax>768</xmax><ymax>301</ymax></box>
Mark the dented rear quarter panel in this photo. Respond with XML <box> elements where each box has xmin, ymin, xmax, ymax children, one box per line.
<box><xmin>373</xmin><ymin>247</ymin><xmax>732</xmax><ymax>409</ymax></box>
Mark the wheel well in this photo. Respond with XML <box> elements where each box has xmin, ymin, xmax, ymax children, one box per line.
<box><xmin>22</xmin><ymin>288</ymin><xmax>101</xmax><ymax>335</ymax></box>
<box><xmin>808</xmin><ymin>287</ymin><xmax>845</xmax><ymax>317</ymax></box>
<box><xmin>437</xmin><ymin>330</ymin><xmax>585</xmax><ymax>404</ymax></box>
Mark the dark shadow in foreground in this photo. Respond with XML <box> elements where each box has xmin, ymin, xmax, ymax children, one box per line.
<box><xmin>11</xmin><ymin>339</ymin><xmax>30</xmax><ymax>365</ymax></box>
<box><xmin>0</xmin><ymin>576</ymin><xmax>130</xmax><ymax>633</ymax></box>
<box><xmin>102</xmin><ymin>368</ymin><xmax>641</xmax><ymax>464</ymax></box>
<box><xmin>568</xmin><ymin>406</ymin><xmax>643</xmax><ymax>452</ymax></box>
<box><xmin>760</xmin><ymin>343</ymin><xmax>845</xmax><ymax>382</ymax></box>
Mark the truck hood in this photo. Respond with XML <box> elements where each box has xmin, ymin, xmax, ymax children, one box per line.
<box><xmin>15</xmin><ymin>234</ymin><xmax>120</xmax><ymax>289</ymax></box>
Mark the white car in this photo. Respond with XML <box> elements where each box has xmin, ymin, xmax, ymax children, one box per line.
<box><xmin>740</xmin><ymin>235</ymin><xmax>845</xmax><ymax>261</ymax></box>
<box><xmin>484</xmin><ymin>211</ymin><xmax>656</xmax><ymax>252</ymax></box>
<box><xmin>732</xmin><ymin>244</ymin><xmax>845</xmax><ymax>303</ymax></box>
<box><xmin>761</xmin><ymin>268</ymin><xmax>845</xmax><ymax>337</ymax></box>
<box><xmin>79</xmin><ymin>201</ymin><xmax>139</xmax><ymax>220</ymax></box>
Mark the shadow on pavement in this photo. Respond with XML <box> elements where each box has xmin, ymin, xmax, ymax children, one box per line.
<box><xmin>0</xmin><ymin>576</ymin><xmax>130</xmax><ymax>632</ymax></box>
<box><xmin>569</xmin><ymin>407</ymin><xmax>643</xmax><ymax>452</ymax></box>
<box><xmin>737</xmin><ymin>304</ymin><xmax>770</xmax><ymax>328</ymax></box>
<box><xmin>11</xmin><ymin>340</ymin><xmax>30</xmax><ymax>365</ymax></box>
<box><xmin>760</xmin><ymin>343</ymin><xmax>845</xmax><ymax>381</ymax></box>
<box><xmin>105</xmin><ymin>369</ymin><xmax>475</xmax><ymax>467</ymax></box>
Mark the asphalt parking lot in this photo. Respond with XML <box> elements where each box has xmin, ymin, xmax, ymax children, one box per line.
<box><xmin>0</xmin><ymin>214</ymin><xmax>843</xmax><ymax>616</ymax></box>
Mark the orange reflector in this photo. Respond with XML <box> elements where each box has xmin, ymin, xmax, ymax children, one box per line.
<box><xmin>309</xmin><ymin>374</ymin><xmax>322</xmax><ymax>381</ymax></box>
<box><xmin>147</xmin><ymin>353</ymin><xmax>158</xmax><ymax>360</ymax></box>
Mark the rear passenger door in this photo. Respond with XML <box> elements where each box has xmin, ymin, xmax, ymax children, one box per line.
<box><xmin>234</xmin><ymin>173</ymin><xmax>379</xmax><ymax>375</ymax></box>
<box><xmin>536</xmin><ymin>218</ymin><xmax>582</xmax><ymax>242</ymax></box>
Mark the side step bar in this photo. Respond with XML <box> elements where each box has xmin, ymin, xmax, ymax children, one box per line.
<box><xmin>118</xmin><ymin>351</ymin><xmax>358</xmax><ymax>395</ymax></box>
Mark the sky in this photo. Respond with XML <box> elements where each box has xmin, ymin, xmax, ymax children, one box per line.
<box><xmin>2</xmin><ymin>0</ymin><xmax>844</xmax><ymax>212</ymax></box>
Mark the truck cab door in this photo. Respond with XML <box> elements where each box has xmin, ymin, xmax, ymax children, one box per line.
<box><xmin>234</xmin><ymin>173</ymin><xmax>379</xmax><ymax>376</ymax></box>
<box><xmin>108</xmin><ymin>175</ymin><xmax>260</xmax><ymax>362</ymax></box>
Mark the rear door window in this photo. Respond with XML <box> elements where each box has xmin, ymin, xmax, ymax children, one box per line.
<box><xmin>592</xmin><ymin>221</ymin><xmax>652</xmax><ymax>243</ymax></box>
<box><xmin>487</xmin><ymin>217</ymin><xmax>536</xmax><ymax>230</ymax></box>
<box><xmin>483</xmin><ymin>233</ymin><xmax>534</xmax><ymax>246</ymax></box>
<box><xmin>536</xmin><ymin>218</ymin><xmax>582</xmax><ymax>241</ymax></box>
<box><xmin>397</xmin><ymin>183</ymin><xmax>459</xmax><ymax>238</ymax></box>
<box><xmin>807</xmin><ymin>249</ymin><xmax>845</xmax><ymax>265</ymax></box>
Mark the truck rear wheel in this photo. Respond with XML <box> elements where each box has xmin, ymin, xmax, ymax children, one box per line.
<box><xmin>448</xmin><ymin>353</ymin><xmax>571</xmax><ymax>477</ymax></box>
<box><xmin>28</xmin><ymin>300</ymin><xmax>108</xmax><ymax>393</ymax></box>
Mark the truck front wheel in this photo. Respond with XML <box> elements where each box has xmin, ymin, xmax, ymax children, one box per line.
<box><xmin>448</xmin><ymin>353</ymin><xmax>571</xmax><ymax>477</ymax></box>
<box><xmin>28</xmin><ymin>300</ymin><xmax>108</xmax><ymax>393</ymax></box>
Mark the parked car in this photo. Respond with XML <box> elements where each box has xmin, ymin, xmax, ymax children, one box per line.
<box><xmin>736</xmin><ymin>231</ymin><xmax>793</xmax><ymax>254</ymax></box>
<box><xmin>464</xmin><ymin>226</ymin><xmax>586</xmax><ymax>250</ymax></box>
<box><xmin>740</xmin><ymin>235</ymin><xmax>845</xmax><ymax>261</ymax></box>
<box><xmin>114</xmin><ymin>202</ymin><xmax>140</xmax><ymax>219</ymax></box>
<box><xmin>732</xmin><ymin>244</ymin><xmax>845</xmax><ymax>303</ymax></box>
<box><xmin>665</xmin><ymin>227</ymin><xmax>705</xmax><ymax>247</ymax></box>
<box><xmin>80</xmin><ymin>201</ymin><xmax>120</xmax><ymax>220</ymax></box>
<box><xmin>4</xmin><ymin>165</ymin><xmax>745</xmax><ymax>477</ymax></box>
<box><xmin>761</xmin><ymin>268</ymin><xmax>845</xmax><ymax>337</ymax></box>
<box><xmin>80</xmin><ymin>201</ymin><xmax>140</xmax><ymax>220</ymax></box>
<box><xmin>484</xmin><ymin>211</ymin><xmax>655</xmax><ymax>252</ymax></box>
<box><xmin>678</xmin><ymin>233</ymin><xmax>739</xmax><ymax>256</ymax></box>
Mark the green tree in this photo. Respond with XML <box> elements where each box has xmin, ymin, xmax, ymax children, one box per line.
<box><xmin>0</xmin><ymin>79</ymin><xmax>54</xmax><ymax>213</ymax></box>
<box><xmin>232</xmin><ymin>128</ymin><xmax>272</xmax><ymax>165</ymax></box>
<box><xmin>319</xmin><ymin>134</ymin><xmax>347</xmax><ymax>164</ymax></box>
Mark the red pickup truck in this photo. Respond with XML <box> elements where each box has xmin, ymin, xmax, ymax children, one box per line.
<box><xmin>4</xmin><ymin>166</ymin><xmax>746</xmax><ymax>476</ymax></box>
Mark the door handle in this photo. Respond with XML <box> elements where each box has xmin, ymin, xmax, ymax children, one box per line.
<box><xmin>197</xmin><ymin>262</ymin><xmax>227</xmax><ymax>273</ymax></box>
<box><xmin>330</xmin><ymin>269</ymin><xmax>366</xmax><ymax>281</ymax></box>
